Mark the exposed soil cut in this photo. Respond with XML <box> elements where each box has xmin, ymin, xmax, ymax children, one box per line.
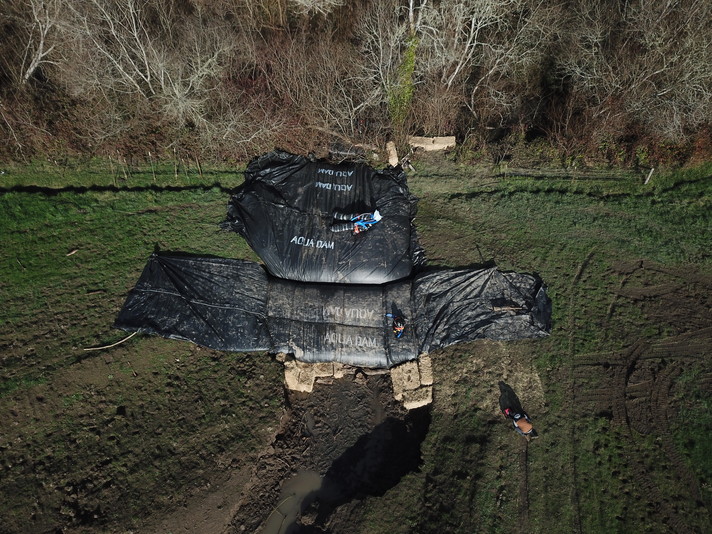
<box><xmin>226</xmin><ymin>372</ymin><xmax>430</xmax><ymax>533</ymax></box>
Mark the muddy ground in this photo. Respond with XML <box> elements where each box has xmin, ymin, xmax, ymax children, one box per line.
<box><xmin>566</xmin><ymin>260</ymin><xmax>712</xmax><ymax>533</ymax></box>
<box><xmin>138</xmin><ymin>343</ymin><xmax>546</xmax><ymax>534</ymax></box>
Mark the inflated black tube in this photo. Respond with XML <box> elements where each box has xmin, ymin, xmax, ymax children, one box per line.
<box><xmin>330</xmin><ymin>223</ymin><xmax>354</xmax><ymax>233</ymax></box>
<box><xmin>115</xmin><ymin>253</ymin><xmax>551</xmax><ymax>368</ymax></box>
<box><xmin>223</xmin><ymin>150</ymin><xmax>422</xmax><ymax>284</ymax></box>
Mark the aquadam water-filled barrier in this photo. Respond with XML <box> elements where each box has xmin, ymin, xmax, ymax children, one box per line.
<box><xmin>115</xmin><ymin>253</ymin><xmax>551</xmax><ymax>369</ymax></box>
<box><xmin>223</xmin><ymin>150</ymin><xmax>424</xmax><ymax>284</ymax></box>
<box><xmin>115</xmin><ymin>151</ymin><xmax>551</xmax><ymax>368</ymax></box>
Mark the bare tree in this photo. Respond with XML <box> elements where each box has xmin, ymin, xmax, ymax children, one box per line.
<box><xmin>627</xmin><ymin>0</ymin><xmax>712</xmax><ymax>139</ymax></box>
<box><xmin>415</xmin><ymin>0</ymin><xmax>562</xmax><ymax>130</ymax></box>
<box><xmin>557</xmin><ymin>0</ymin><xmax>712</xmax><ymax>141</ymax></box>
<box><xmin>349</xmin><ymin>0</ymin><xmax>563</xmax><ymax>135</ymax></box>
<box><xmin>1</xmin><ymin>0</ymin><xmax>64</xmax><ymax>86</ymax></box>
<box><xmin>351</xmin><ymin>0</ymin><xmax>434</xmax><ymax>133</ymax></box>
<box><xmin>259</xmin><ymin>32</ymin><xmax>372</xmax><ymax>137</ymax></box>
<box><xmin>60</xmin><ymin>0</ymin><xmax>234</xmax><ymax>127</ymax></box>
<box><xmin>418</xmin><ymin>0</ymin><xmax>511</xmax><ymax>91</ymax></box>
<box><xmin>288</xmin><ymin>0</ymin><xmax>346</xmax><ymax>17</ymax></box>
<box><xmin>20</xmin><ymin>0</ymin><xmax>63</xmax><ymax>83</ymax></box>
<box><xmin>353</xmin><ymin>0</ymin><xmax>410</xmax><ymax>121</ymax></box>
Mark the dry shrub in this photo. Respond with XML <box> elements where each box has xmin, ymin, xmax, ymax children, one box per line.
<box><xmin>412</xmin><ymin>84</ymin><xmax>463</xmax><ymax>136</ymax></box>
<box><xmin>557</xmin><ymin>0</ymin><xmax>712</xmax><ymax>146</ymax></box>
<box><xmin>256</xmin><ymin>31</ymin><xmax>375</xmax><ymax>140</ymax></box>
<box><xmin>689</xmin><ymin>127</ymin><xmax>712</xmax><ymax>165</ymax></box>
<box><xmin>0</xmin><ymin>0</ymin><xmax>709</xmax><ymax>164</ymax></box>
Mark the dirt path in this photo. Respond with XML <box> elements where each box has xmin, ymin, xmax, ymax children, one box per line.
<box><xmin>136</xmin><ymin>466</ymin><xmax>253</xmax><ymax>534</ymax></box>
<box><xmin>566</xmin><ymin>247</ymin><xmax>597</xmax><ymax>533</ymax></box>
<box><xmin>517</xmin><ymin>441</ymin><xmax>529</xmax><ymax>534</ymax></box>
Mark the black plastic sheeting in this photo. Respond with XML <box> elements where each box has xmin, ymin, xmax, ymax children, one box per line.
<box><xmin>114</xmin><ymin>255</ymin><xmax>271</xmax><ymax>352</ymax></box>
<box><xmin>115</xmin><ymin>254</ymin><xmax>551</xmax><ymax>368</ymax></box>
<box><xmin>223</xmin><ymin>150</ymin><xmax>423</xmax><ymax>284</ymax></box>
<box><xmin>412</xmin><ymin>267</ymin><xmax>552</xmax><ymax>354</ymax></box>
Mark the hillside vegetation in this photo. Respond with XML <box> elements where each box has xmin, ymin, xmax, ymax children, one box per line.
<box><xmin>1</xmin><ymin>0</ymin><xmax>711</xmax><ymax>165</ymax></box>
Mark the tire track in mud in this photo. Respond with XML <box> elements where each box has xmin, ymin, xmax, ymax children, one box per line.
<box><xmin>653</xmin><ymin>366</ymin><xmax>702</xmax><ymax>501</ymax></box>
<box><xmin>565</xmin><ymin>247</ymin><xmax>596</xmax><ymax>534</ymax></box>
<box><xmin>518</xmin><ymin>441</ymin><xmax>529</xmax><ymax>534</ymax></box>
<box><xmin>574</xmin><ymin>337</ymin><xmax>709</xmax><ymax>532</ymax></box>
<box><xmin>572</xmin><ymin>261</ymin><xmax>712</xmax><ymax>532</ymax></box>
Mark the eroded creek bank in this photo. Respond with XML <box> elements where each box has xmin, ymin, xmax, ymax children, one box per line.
<box><xmin>227</xmin><ymin>372</ymin><xmax>431</xmax><ymax>533</ymax></box>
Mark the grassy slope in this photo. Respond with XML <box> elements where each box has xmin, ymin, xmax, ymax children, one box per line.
<box><xmin>0</xmin><ymin>168</ymin><xmax>280</xmax><ymax>532</ymax></box>
<box><xmin>355</xmin><ymin>158</ymin><xmax>712</xmax><ymax>533</ymax></box>
<box><xmin>1</xmin><ymin>158</ymin><xmax>711</xmax><ymax>533</ymax></box>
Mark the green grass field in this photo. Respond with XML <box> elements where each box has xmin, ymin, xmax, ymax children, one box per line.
<box><xmin>1</xmin><ymin>157</ymin><xmax>710</xmax><ymax>533</ymax></box>
<box><xmin>359</xmin><ymin>158</ymin><xmax>712</xmax><ymax>534</ymax></box>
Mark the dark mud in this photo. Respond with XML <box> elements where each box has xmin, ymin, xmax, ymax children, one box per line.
<box><xmin>227</xmin><ymin>373</ymin><xmax>430</xmax><ymax>533</ymax></box>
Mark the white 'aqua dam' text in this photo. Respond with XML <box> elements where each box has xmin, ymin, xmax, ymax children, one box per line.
<box><xmin>290</xmin><ymin>236</ymin><xmax>335</xmax><ymax>249</ymax></box>
<box><xmin>316</xmin><ymin>168</ymin><xmax>354</xmax><ymax>178</ymax></box>
<box><xmin>324</xmin><ymin>333</ymin><xmax>379</xmax><ymax>347</ymax></box>
<box><xmin>314</xmin><ymin>181</ymin><xmax>353</xmax><ymax>191</ymax></box>
<box><xmin>324</xmin><ymin>306</ymin><xmax>376</xmax><ymax>320</ymax></box>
